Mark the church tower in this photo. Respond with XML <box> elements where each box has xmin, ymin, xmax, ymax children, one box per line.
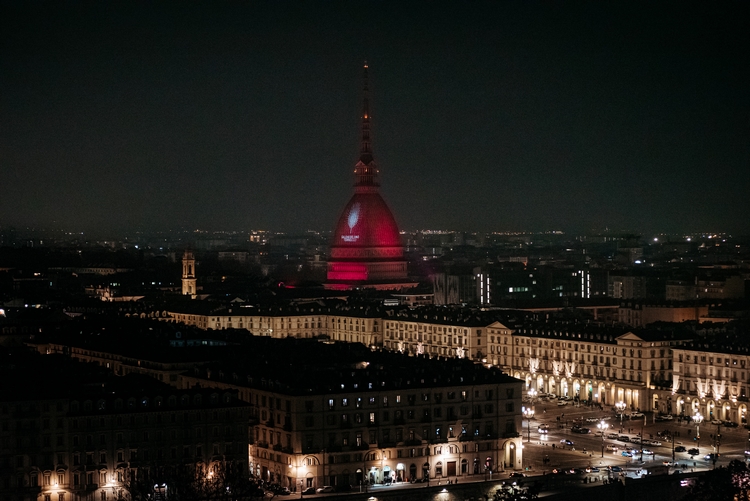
<box><xmin>325</xmin><ymin>63</ymin><xmax>415</xmax><ymax>290</ymax></box>
<box><xmin>182</xmin><ymin>249</ymin><xmax>197</xmax><ymax>298</ymax></box>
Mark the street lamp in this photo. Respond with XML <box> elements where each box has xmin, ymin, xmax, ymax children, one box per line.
<box><xmin>693</xmin><ymin>412</ymin><xmax>704</xmax><ymax>453</ymax></box>
<box><xmin>597</xmin><ymin>420</ymin><xmax>609</xmax><ymax>458</ymax></box>
<box><xmin>616</xmin><ymin>401</ymin><xmax>626</xmax><ymax>430</ymax></box>
<box><xmin>523</xmin><ymin>407</ymin><xmax>535</xmax><ymax>444</ymax></box>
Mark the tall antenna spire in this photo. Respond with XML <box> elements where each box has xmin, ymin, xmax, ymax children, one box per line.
<box><xmin>359</xmin><ymin>61</ymin><xmax>373</xmax><ymax>165</ymax></box>
<box><xmin>354</xmin><ymin>61</ymin><xmax>379</xmax><ymax>189</ymax></box>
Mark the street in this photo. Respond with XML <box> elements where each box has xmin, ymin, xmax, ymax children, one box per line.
<box><xmin>521</xmin><ymin>396</ymin><xmax>748</xmax><ymax>476</ymax></box>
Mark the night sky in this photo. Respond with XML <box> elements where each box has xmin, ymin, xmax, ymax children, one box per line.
<box><xmin>1</xmin><ymin>1</ymin><xmax>748</xmax><ymax>235</ymax></box>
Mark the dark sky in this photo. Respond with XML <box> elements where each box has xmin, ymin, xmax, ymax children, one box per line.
<box><xmin>1</xmin><ymin>1</ymin><xmax>748</xmax><ymax>235</ymax></box>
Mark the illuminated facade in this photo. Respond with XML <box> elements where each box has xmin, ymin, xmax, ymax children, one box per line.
<box><xmin>672</xmin><ymin>341</ymin><xmax>750</xmax><ymax>425</ymax></box>
<box><xmin>163</xmin><ymin>303</ymin><xmax>697</xmax><ymax>412</ymax></box>
<box><xmin>325</xmin><ymin>64</ymin><xmax>414</xmax><ymax>290</ymax></box>
<box><xmin>504</xmin><ymin>327</ymin><xmax>687</xmax><ymax>413</ymax></box>
<box><xmin>180</xmin><ymin>344</ymin><xmax>523</xmax><ymax>491</ymax></box>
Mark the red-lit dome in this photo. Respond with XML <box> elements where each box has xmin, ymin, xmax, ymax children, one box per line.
<box><xmin>325</xmin><ymin>63</ymin><xmax>415</xmax><ymax>290</ymax></box>
<box><xmin>330</xmin><ymin>192</ymin><xmax>402</xmax><ymax>252</ymax></box>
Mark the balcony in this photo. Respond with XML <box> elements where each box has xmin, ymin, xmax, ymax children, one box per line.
<box><xmin>403</xmin><ymin>439</ymin><xmax>423</xmax><ymax>446</ymax></box>
<box><xmin>256</xmin><ymin>441</ymin><xmax>269</xmax><ymax>449</ymax></box>
<box><xmin>502</xmin><ymin>431</ymin><xmax>520</xmax><ymax>439</ymax></box>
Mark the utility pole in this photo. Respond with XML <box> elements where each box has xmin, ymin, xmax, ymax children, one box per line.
<box><xmin>671</xmin><ymin>433</ymin><xmax>675</xmax><ymax>462</ymax></box>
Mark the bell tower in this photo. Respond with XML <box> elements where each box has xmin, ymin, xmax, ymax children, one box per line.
<box><xmin>182</xmin><ymin>249</ymin><xmax>197</xmax><ymax>298</ymax></box>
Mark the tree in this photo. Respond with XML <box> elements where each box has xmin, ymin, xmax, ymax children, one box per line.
<box><xmin>682</xmin><ymin>460</ymin><xmax>750</xmax><ymax>501</ymax></box>
<box><xmin>123</xmin><ymin>462</ymin><xmax>265</xmax><ymax>501</ymax></box>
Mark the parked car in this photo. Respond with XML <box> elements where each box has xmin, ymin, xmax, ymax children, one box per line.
<box><xmin>301</xmin><ymin>487</ymin><xmax>316</xmax><ymax>495</ymax></box>
<box><xmin>606</xmin><ymin>444</ymin><xmax>618</xmax><ymax>452</ymax></box>
<box><xmin>675</xmin><ymin>446</ymin><xmax>686</xmax><ymax>453</ymax></box>
<box><xmin>558</xmin><ymin>401</ymin><xmax>568</xmax><ymax>406</ymax></box>
<box><xmin>630</xmin><ymin>412</ymin><xmax>644</xmax><ymax>418</ymax></box>
<box><xmin>711</xmin><ymin>419</ymin><xmax>722</xmax><ymax>425</ymax></box>
<box><xmin>688</xmin><ymin>448</ymin><xmax>700</xmax><ymax>456</ymax></box>
<box><xmin>724</xmin><ymin>421</ymin><xmax>739</xmax><ymax>428</ymax></box>
<box><xmin>560</xmin><ymin>439</ymin><xmax>575</xmax><ymax>446</ymax></box>
<box><xmin>619</xmin><ymin>435</ymin><xmax>631</xmax><ymax>442</ymax></box>
<box><xmin>610</xmin><ymin>466</ymin><xmax>623</xmax><ymax>472</ymax></box>
<box><xmin>316</xmin><ymin>486</ymin><xmax>335</xmax><ymax>494</ymax></box>
<box><xmin>607</xmin><ymin>433</ymin><xmax>620</xmax><ymax>439</ymax></box>
<box><xmin>509</xmin><ymin>472</ymin><xmax>527</xmax><ymax>478</ymax></box>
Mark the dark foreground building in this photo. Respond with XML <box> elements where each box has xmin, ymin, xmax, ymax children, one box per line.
<box><xmin>0</xmin><ymin>350</ymin><xmax>250</xmax><ymax>501</ymax></box>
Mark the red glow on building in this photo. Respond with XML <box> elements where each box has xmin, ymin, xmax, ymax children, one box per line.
<box><xmin>324</xmin><ymin>64</ymin><xmax>415</xmax><ymax>290</ymax></box>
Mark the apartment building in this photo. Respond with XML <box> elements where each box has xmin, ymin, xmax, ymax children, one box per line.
<box><xmin>179</xmin><ymin>338</ymin><xmax>523</xmax><ymax>492</ymax></box>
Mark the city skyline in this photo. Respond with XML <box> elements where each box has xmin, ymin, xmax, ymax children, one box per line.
<box><xmin>2</xmin><ymin>2</ymin><xmax>748</xmax><ymax>235</ymax></box>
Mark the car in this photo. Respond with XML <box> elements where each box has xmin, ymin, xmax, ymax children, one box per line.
<box><xmin>688</xmin><ymin>448</ymin><xmax>700</xmax><ymax>456</ymax></box>
<box><xmin>590</xmin><ymin>467</ymin><xmax>600</xmax><ymax>473</ymax></box>
<box><xmin>316</xmin><ymin>486</ymin><xmax>335</xmax><ymax>494</ymax></box>
<box><xmin>724</xmin><ymin>421</ymin><xmax>739</xmax><ymax>428</ymax></box>
<box><xmin>663</xmin><ymin>461</ymin><xmax>675</xmax><ymax>467</ymax></box>
<box><xmin>621</xmin><ymin>451</ymin><xmax>632</xmax><ymax>457</ymax></box>
<box><xmin>630</xmin><ymin>412</ymin><xmax>644</xmax><ymax>418</ymax></box>
<box><xmin>606</xmin><ymin>444</ymin><xmax>618</xmax><ymax>452</ymax></box>
<box><xmin>560</xmin><ymin>439</ymin><xmax>575</xmax><ymax>446</ymax></box>
<box><xmin>648</xmin><ymin>440</ymin><xmax>663</xmax><ymax>446</ymax></box>
<box><xmin>655</xmin><ymin>414</ymin><xmax>674</xmax><ymax>421</ymax></box>
<box><xmin>704</xmin><ymin>453</ymin><xmax>718</xmax><ymax>461</ymax></box>
<box><xmin>572</xmin><ymin>427</ymin><xmax>591</xmax><ymax>434</ymax></box>
<box><xmin>607</xmin><ymin>433</ymin><xmax>620</xmax><ymax>439</ymax></box>
<box><xmin>619</xmin><ymin>435</ymin><xmax>631</xmax><ymax>442</ymax></box>
<box><xmin>610</xmin><ymin>466</ymin><xmax>623</xmax><ymax>472</ymax></box>
<box><xmin>675</xmin><ymin>446</ymin><xmax>687</xmax><ymax>453</ymax></box>
<box><xmin>509</xmin><ymin>472</ymin><xmax>527</xmax><ymax>478</ymax></box>
<box><xmin>558</xmin><ymin>401</ymin><xmax>568</xmax><ymax>406</ymax></box>
<box><xmin>301</xmin><ymin>487</ymin><xmax>316</xmax><ymax>495</ymax></box>
<box><xmin>711</xmin><ymin>419</ymin><xmax>722</xmax><ymax>425</ymax></box>
<box><xmin>538</xmin><ymin>424</ymin><xmax>549</xmax><ymax>434</ymax></box>
<box><xmin>586</xmin><ymin>417</ymin><xmax>600</xmax><ymax>423</ymax></box>
<box><xmin>642</xmin><ymin>449</ymin><xmax>654</xmax><ymax>455</ymax></box>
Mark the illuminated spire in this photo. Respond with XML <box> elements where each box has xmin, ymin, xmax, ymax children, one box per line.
<box><xmin>355</xmin><ymin>61</ymin><xmax>379</xmax><ymax>188</ymax></box>
<box><xmin>360</xmin><ymin>61</ymin><xmax>373</xmax><ymax>164</ymax></box>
